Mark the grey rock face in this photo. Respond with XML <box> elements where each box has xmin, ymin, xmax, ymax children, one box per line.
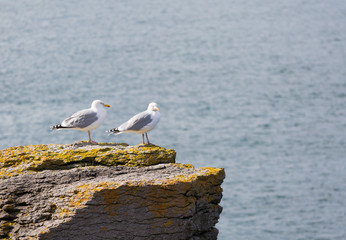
<box><xmin>0</xmin><ymin>144</ymin><xmax>224</xmax><ymax>240</ymax></box>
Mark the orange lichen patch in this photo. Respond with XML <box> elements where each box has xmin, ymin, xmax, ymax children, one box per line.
<box><xmin>101</xmin><ymin>226</ymin><xmax>108</xmax><ymax>232</ymax></box>
<box><xmin>173</xmin><ymin>163</ymin><xmax>195</xmax><ymax>169</ymax></box>
<box><xmin>39</xmin><ymin>227</ymin><xmax>49</xmax><ymax>235</ymax></box>
<box><xmin>164</xmin><ymin>220</ymin><xmax>173</xmax><ymax>227</ymax></box>
<box><xmin>57</xmin><ymin>208</ymin><xmax>73</xmax><ymax>218</ymax></box>
<box><xmin>69</xmin><ymin>190</ymin><xmax>92</xmax><ymax>208</ymax></box>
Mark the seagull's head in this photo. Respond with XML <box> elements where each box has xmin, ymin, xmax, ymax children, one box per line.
<box><xmin>148</xmin><ymin>102</ymin><xmax>159</xmax><ymax>112</ymax></box>
<box><xmin>92</xmin><ymin>100</ymin><xmax>111</xmax><ymax>109</ymax></box>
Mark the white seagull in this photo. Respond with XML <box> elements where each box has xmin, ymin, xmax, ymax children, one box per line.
<box><xmin>51</xmin><ymin>100</ymin><xmax>111</xmax><ymax>144</ymax></box>
<box><xmin>108</xmin><ymin>102</ymin><xmax>160</xmax><ymax>144</ymax></box>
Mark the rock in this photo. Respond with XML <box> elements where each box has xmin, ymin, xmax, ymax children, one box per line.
<box><xmin>0</xmin><ymin>142</ymin><xmax>176</xmax><ymax>179</ymax></box>
<box><xmin>0</xmin><ymin>143</ymin><xmax>225</xmax><ymax>240</ymax></box>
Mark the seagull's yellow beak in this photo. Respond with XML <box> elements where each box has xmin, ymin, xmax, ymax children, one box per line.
<box><xmin>104</xmin><ymin>104</ymin><xmax>111</xmax><ymax>108</ymax></box>
<box><xmin>154</xmin><ymin>107</ymin><xmax>159</xmax><ymax>111</ymax></box>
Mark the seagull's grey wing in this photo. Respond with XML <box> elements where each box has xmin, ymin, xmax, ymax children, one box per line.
<box><xmin>120</xmin><ymin>111</ymin><xmax>152</xmax><ymax>131</ymax></box>
<box><xmin>62</xmin><ymin>109</ymin><xmax>98</xmax><ymax>128</ymax></box>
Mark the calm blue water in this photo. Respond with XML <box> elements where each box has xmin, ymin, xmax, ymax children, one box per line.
<box><xmin>1</xmin><ymin>1</ymin><xmax>346</xmax><ymax>239</ymax></box>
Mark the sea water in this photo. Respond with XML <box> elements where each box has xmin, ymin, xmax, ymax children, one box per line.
<box><xmin>1</xmin><ymin>0</ymin><xmax>346</xmax><ymax>239</ymax></box>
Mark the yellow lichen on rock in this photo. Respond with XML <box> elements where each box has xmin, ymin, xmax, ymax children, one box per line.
<box><xmin>0</xmin><ymin>143</ymin><xmax>176</xmax><ymax>179</ymax></box>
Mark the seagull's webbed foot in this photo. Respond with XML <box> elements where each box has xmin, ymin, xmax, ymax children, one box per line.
<box><xmin>88</xmin><ymin>140</ymin><xmax>98</xmax><ymax>145</ymax></box>
<box><xmin>87</xmin><ymin>131</ymin><xmax>98</xmax><ymax>145</ymax></box>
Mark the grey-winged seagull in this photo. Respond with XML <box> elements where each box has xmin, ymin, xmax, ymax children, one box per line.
<box><xmin>51</xmin><ymin>100</ymin><xmax>111</xmax><ymax>144</ymax></box>
<box><xmin>107</xmin><ymin>102</ymin><xmax>160</xmax><ymax>144</ymax></box>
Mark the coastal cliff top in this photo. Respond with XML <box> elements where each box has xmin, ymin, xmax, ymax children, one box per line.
<box><xmin>0</xmin><ymin>142</ymin><xmax>176</xmax><ymax>179</ymax></box>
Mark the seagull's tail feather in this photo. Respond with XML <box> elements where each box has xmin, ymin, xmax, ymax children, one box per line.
<box><xmin>107</xmin><ymin>128</ymin><xmax>122</xmax><ymax>135</ymax></box>
<box><xmin>51</xmin><ymin>124</ymin><xmax>68</xmax><ymax>130</ymax></box>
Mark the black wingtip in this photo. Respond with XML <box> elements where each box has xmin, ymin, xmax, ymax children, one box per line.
<box><xmin>107</xmin><ymin>128</ymin><xmax>120</xmax><ymax>135</ymax></box>
<box><xmin>51</xmin><ymin>124</ymin><xmax>64</xmax><ymax>130</ymax></box>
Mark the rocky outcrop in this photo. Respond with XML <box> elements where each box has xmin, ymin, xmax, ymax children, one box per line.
<box><xmin>0</xmin><ymin>142</ymin><xmax>225</xmax><ymax>240</ymax></box>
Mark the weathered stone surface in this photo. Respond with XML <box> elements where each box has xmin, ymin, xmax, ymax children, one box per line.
<box><xmin>0</xmin><ymin>143</ymin><xmax>224</xmax><ymax>240</ymax></box>
<box><xmin>0</xmin><ymin>142</ymin><xmax>176</xmax><ymax>179</ymax></box>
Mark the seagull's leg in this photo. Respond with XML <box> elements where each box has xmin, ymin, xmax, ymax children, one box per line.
<box><xmin>88</xmin><ymin>130</ymin><xmax>98</xmax><ymax>145</ymax></box>
<box><xmin>142</xmin><ymin>134</ymin><xmax>145</xmax><ymax>144</ymax></box>
<box><xmin>145</xmin><ymin>133</ymin><xmax>150</xmax><ymax>145</ymax></box>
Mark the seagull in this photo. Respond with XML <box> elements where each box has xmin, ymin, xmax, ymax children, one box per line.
<box><xmin>108</xmin><ymin>102</ymin><xmax>160</xmax><ymax>144</ymax></box>
<box><xmin>51</xmin><ymin>100</ymin><xmax>111</xmax><ymax>144</ymax></box>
